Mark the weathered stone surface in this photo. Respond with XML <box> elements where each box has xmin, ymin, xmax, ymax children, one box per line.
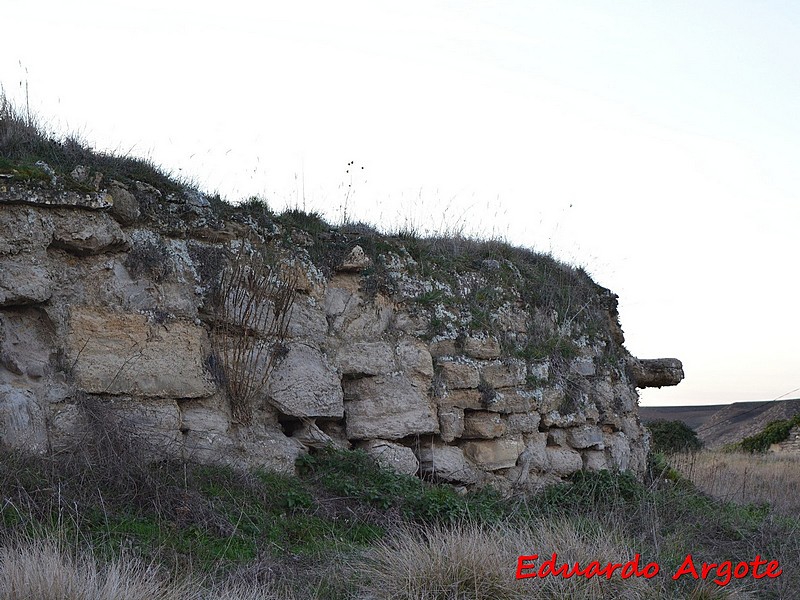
<box><xmin>570</xmin><ymin>357</ymin><xmax>596</xmax><ymax>377</ymax></box>
<box><xmin>395</xmin><ymin>338</ymin><xmax>434</xmax><ymax>378</ymax></box>
<box><xmin>338</xmin><ymin>245</ymin><xmax>371</xmax><ymax>272</ymax></box>
<box><xmin>285</xmin><ymin>298</ymin><xmax>328</xmax><ymax>341</ymax></box>
<box><xmin>66</xmin><ymin>307</ymin><xmax>216</xmax><ymax>398</ymax></box>
<box><xmin>0</xmin><ymin>206</ymin><xmax>54</xmax><ymax>255</ymax></box>
<box><xmin>462</xmin><ymin>334</ymin><xmax>501</xmax><ymax>359</ymax></box>
<box><xmin>0</xmin><ymin>183</ymin><xmax>113</xmax><ymax>210</ymax></box>
<box><xmin>268</xmin><ymin>343</ymin><xmax>343</xmax><ymax>418</ymax></box>
<box><xmin>108</xmin><ymin>182</ymin><xmax>140</xmax><ymax>225</ymax></box>
<box><xmin>344</xmin><ymin>373</ymin><xmax>438</xmax><ymax>440</ymax></box>
<box><xmin>545</xmin><ymin>446</ymin><xmax>584</xmax><ymax>476</ymax></box>
<box><xmin>438</xmin><ymin>407</ymin><xmax>464</xmax><ymax>443</ymax></box>
<box><xmin>438</xmin><ymin>389</ymin><xmax>483</xmax><ymax>410</ymax></box>
<box><xmin>51</xmin><ymin>210</ymin><xmax>127</xmax><ymax>255</ymax></box>
<box><xmin>566</xmin><ymin>424</ymin><xmax>604</xmax><ymax>449</ymax></box>
<box><xmin>481</xmin><ymin>359</ymin><xmax>526</xmax><ymax>388</ymax></box>
<box><xmin>0</xmin><ymin>257</ymin><xmax>52</xmax><ymax>306</ymax></box>
<box><xmin>292</xmin><ymin>420</ymin><xmax>339</xmax><ymax>449</ymax></box>
<box><xmin>506</xmin><ymin>412</ymin><xmax>541</xmax><ymax>434</ymax></box>
<box><xmin>528</xmin><ymin>359</ymin><xmax>549</xmax><ymax>381</ymax></box>
<box><xmin>583</xmin><ymin>450</ymin><xmax>609</xmax><ymax>471</ymax></box>
<box><xmin>461</xmin><ymin>436</ymin><xmax>524</xmax><ymax>471</ymax></box>
<box><xmin>462</xmin><ymin>411</ymin><xmax>506</xmax><ymax>439</ymax></box>
<box><xmin>361</xmin><ymin>439</ymin><xmax>419</xmax><ymax>476</ymax></box>
<box><xmin>325</xmin><ymin>282</ymin><xmax>392</xmax><ymax>339</ymax></box>
<box><xmin>335</xmin><ymin>341</ymin><xmax>395</xmax><ymax>376</ymax></box>
<box><xmin>629</xmin><ymin>358</ymin><xmax>684</xmax><ymax>388</ymax></box>
<box><xmin>438</xmin><ymin>359</ymin><xmax>479</xmax><ymax>389</ymax></box>
<box><xmin>0</xmin><ymin>384</ymin><xmax>48</xmax><ymax>452</ymax></box>
<box><xmin>487</xmin><ymin>389</ymin><xmax>538</xmax><ymax>414</ymax></box>
<box><xmin>417</xmin><ymin>442</ymin><xmax>481</xmax><ymax>484</ymax></box>
<box><xmin>428</xmin><ymin>338</ymin><xmax>458</xmax><ymax>358</ymax></box>
<box><xmin>605</xmin><ymin>432</ymin><xmax>632</xmax><ymax>470</ymax></box>
<box><xmin>179</xmin><ymin>396</ymin><xmax>231</xmax><ymax>435</ymax></box>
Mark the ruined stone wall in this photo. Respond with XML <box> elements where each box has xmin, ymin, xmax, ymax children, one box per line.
<box><xmin>769</xmin><ymin>426</ymin><xmax>800</xmax><ymax>454</ymax></box>
<box><xmin>0</xmin><ymin>172</ymin><xmax>683</xmax><ymax>491</ymax></box>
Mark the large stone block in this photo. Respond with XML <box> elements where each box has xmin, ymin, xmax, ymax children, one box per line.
<box><xmin>545</xmin><ymin>446</ymin><xmax>584</xmax><ymax>476</ymax></box>
<box><xmin>51</xmin><ymin>210</ymin><xmax>127</xmax><ymax>255</ymax></box>
<box><xmin>67</xmin><ymin>307</ymin><xmax>216</xmax><ymax>398</ymax></box>
<box><xmin>462</xmin><ymin>411</ymin><xmax>506</xmax><ymax>439</ymax></box>
<box><xmin>417</xmin><ymin>442</ymin><xmax>481</xmax><ymax>484</ymax></box>
<box><xmin>462</xmin><ymin>334</ymin><xmax>501</xmax><ymax>359</ymax></box>
<box><xmin>438</xmin><ymin>359</ymin><xmax>479</xmax><ymax>389</ymax></box>
<box><xmin>461</xmin><ymin>436</ymin><xmax>524</xmax><ymax>471</ymax></box>
<box><xmin>334</xmin><ymin>341</ymin><xmax>395</xmax><ymax>376</ymax></box>
<box><xmin>361</xmin><ymin>439</ymin><xmax>419</xmax><ymax>476</ymax></box>
<box><xmin>268</xmin><ymin>343</ymin><xmax>343</xmax><ymax>418</ymax></box>
<box><xmin>566</xmin><ymin>424</ymin><xmax>604</xmax><ymax>449</ymax></box>
<box><xmin>0</xmin><ymin>256</ymin><xmax>52</xmax><ymax>306</ymax></box>
<box><xmin>395</xmin><ymin>338</ymin><xmax>434</xmax><ymax>378</ymax></box>
<box><xmin>0</xmin><ymin>384</ymin><xmax>48</xmax><ymax>452</ymax></box>
<box><xmin>438</xmin><ymin>406</ymin><xmax>464</xmax><ymax>443</ymax></box>
<box><xmin>344</xmin><ymin>373</ymin><xmax>438</xmax><ymax>440</ymax></box>
<box><xmin>0</xmin><ymin>206</ymin><xmax>54</xmax><ymax>255</ymax></box>
<box><xmin>481</xmin><ymin>359</ymin><xmax>526</xmax><ymax>389</ymax></box>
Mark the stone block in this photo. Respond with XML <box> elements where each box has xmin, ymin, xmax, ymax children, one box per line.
<box><xmin>0</xmin><ymin>257</ymin><xmax>52</xmax><ymax>306</ymax></box>
<box><xmin>481</xmin><ymin>359</ymin><xmax>526</xmax><ymax>388</ymax></box>
<box><xmin>462</xmin><ymin>411</ymin><xmax>506</xmax><ymax>439</ymax></box>
<box><xmin>462</xmin><ymin>334</ymin><xmax>501</xmax><ymax>359</ymax></box>
<box><xmin>438</xmin><ymin>359</ymin><xmax>479</xmax><ymax>389</ymax></box>
<box><xmin>417</xmin><ymin>442</ymin><xmax>481</xmax><ymax>483</ymax></box>
<box><xmin>361</xmin><ymin>439</ymin><xmax>419</xmax><ymax>476</ymax></box>
<box><xmin>566</xmin><ymin>424</ymin><xmax>604</xmax><ymax>449</ymax></box>
<box><xmin>268</xmin><ymin>343</ymin><xmax>343</xmax><ymax>418</ymax></box>
<box><xmin>67</xmin><ymin>307</ymin><xmax>216</xmax><ymax>398</ymax></box>
<box><xmin>506</xmin><ymin>413</ymin><xmax>541</xmax><ymax>434</ymax></box>
<box><xmin>439</xmin><ymin>406</ymin><xmax>464</xmax><ymax>443</ymax></box>
<box><xmin>51</xmin><ymin>210</ymin><xmax>127</xmax><ymax>256</ymax></box>
<box><xmin>545</xmin><ymin>446</ymin><xmax>583</xmax><ymax>476</ymax></box>
<box><xmin>461</xmin><ymin>436</ymin><xmax>524</xmax><ymax>471</ymax></box>
<box><xmin>335</xmin><ymin>341</ymin><xmax>395</xmax><ymax>376</ymax></box>
<box><xmin>344</xmin><ymin>373</ymin><xmax>438</xmax><ymax>440</ymax></box>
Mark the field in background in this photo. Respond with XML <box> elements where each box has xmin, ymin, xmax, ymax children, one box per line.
<box><xmin>669</xmin><ymin>450</ymin><xmax>800</xmax><ymax>517</ymax></box>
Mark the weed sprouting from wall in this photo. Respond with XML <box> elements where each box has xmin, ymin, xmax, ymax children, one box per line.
<box><xmin>211</xmin><ymin>245</ymin><xmax>297</xmax><ymax>424</ymax></box>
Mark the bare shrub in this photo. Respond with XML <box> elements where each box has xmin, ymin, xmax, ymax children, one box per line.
<box><xmin>211</xmin><ymin>245</ymin><xmax>297</xmax><ymax>424</ymax></box>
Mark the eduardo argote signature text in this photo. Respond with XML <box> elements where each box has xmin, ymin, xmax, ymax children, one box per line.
<box><xmin>516</xmin><ymin>553</ymin><xmax>782</xmax><ymax>586</ymax></box>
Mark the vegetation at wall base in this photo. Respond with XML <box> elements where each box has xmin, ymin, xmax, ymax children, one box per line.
<box><xmin>2</xmin><ymin>445</ymin><xmax>798</xmax><ymax>598</ymax></box>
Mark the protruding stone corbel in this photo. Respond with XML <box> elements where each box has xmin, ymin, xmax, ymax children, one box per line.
<box><xmin>628</xmin><ymin>358</ymin><xmax>684</xmax><ymax>388</ymax></box>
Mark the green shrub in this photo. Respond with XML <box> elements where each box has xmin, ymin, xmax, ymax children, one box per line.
<box><xmin>739</xmin><ymin>414</ymin><xmax>800</xmax><ymax>453</ymax></box>
<box><xmin>646</xmin><ymin>419</ymin><xmax>703</xmax><ymax>454</ymax></box>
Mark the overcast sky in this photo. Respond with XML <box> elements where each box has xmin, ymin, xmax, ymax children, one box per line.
<box><xmin>2</xmin><ymin>1</ymin><xmax>798</xmax><ymax>406</ymax></box>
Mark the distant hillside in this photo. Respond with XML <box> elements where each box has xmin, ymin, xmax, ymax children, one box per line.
<box><xmin>640</xmin><ymin>399</ymin><xmax>800</xmax><ymax>449</ymax></box>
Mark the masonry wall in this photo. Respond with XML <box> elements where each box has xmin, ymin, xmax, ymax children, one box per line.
<box><xmin>0</xmin><ymin>171</ymin><xmax>683</xmax><ymax>491</ymax></box>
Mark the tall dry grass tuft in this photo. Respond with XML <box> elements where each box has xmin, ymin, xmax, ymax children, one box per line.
<box><xmin>669</xmin><ymin>450</ymin><xmax>800</xmax><ymax>516</ymax></box>
<box><xmin>0</xmin><ymin>537</ymin><xmax>322</xmax><ymax>600</ymax></box>
<box><xmin>0</xmin><ymin>537</ymin><xmax>196</xmax><ymax>600</ymax></box>
<box><xmin>358</xmin><ymin>519</ymin><xmax>667</xmax><ymax>600</ymax></box>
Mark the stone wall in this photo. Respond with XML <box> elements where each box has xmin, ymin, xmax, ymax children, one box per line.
<box><xmin>769</xmin><ymin>426</ymin><xmax>800</xmax><ymax>454</ymax></box>
<box><xmin>0</xmin><ymin>171</ymin><xmax>683</xmax><ymax>491</ymax></box>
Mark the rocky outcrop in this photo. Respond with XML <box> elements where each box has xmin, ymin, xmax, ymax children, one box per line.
<box><xmin>0</xmin><ymin>171</ymin><xmax>683</xmax><ymax>491</ymax></box>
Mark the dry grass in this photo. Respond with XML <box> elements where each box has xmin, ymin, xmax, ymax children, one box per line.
<box><xmin>668</xmin><ymin>450</ymin><xmax>800</xmax><ymax>516</ymax></box>
<box><xmin>0</xmin><ymin>537</ymin><xmax>322</xmax><ymax>600</ymax></box>
<box><xmin>358</xmin><ymin>519</ymin><xmax>669</xmax><ymax>600</ymax></box>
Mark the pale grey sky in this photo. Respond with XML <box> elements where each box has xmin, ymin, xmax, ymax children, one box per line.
<box><xmin>2</xmin><ymin>1</ymin><xmax>798</xmax><ymax>406</ymax></box>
